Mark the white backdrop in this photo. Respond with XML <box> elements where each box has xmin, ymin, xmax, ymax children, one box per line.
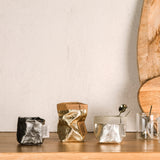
<box><xmin>0</xmin><ymin>0</ymin><xmax>143</xmax><ymax>131</ymax></box>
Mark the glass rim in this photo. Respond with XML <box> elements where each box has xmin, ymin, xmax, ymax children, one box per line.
<box><xmin>94</xmin><ymin>115</ymin><xmax>127</xmax><ymax>119</ymax></box>
<box><xmin>136</xmin><ymin>112</ymin><xmax>159</xmax><ymax>115</ymax></box>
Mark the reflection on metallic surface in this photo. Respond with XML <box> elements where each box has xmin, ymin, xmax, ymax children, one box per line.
<box><xmin>17</xmin><ymin>117</ymin><xmax>45</xmax><ymax>145</ymax></box>
<box><xmin>94</xmin><ymin>116</ymin><xmax>127</xmax><ymax>143</ymax></box>
<box><xmin>94</xmin><ymin>123</ymin><xmax>124</xmax><ymax>143</ymax></box>
<box><xmin>57</xmin><ymin>102</ymin><xmax>88</xmax><ymax>142</ymax></box>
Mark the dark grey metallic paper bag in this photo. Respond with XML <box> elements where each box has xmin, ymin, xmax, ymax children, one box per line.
<box><xmin>17</xmin><ymin>117</ymin><xmax>45</xmax><ymax>145</ymax></box>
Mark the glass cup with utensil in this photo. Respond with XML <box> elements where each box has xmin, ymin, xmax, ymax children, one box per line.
<box><xmin>136</xmin><ymin>112</ymin><xmax>159</xmax><ymax>140</ymax></box>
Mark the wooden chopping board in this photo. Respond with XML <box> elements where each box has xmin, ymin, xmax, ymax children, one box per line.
<box><xmin>138</xmin><ymin>76</ymin><xmax>160</xmax><ymax>113</ymax></box>
<box><xmin>138</xmin><ymin>0</ymin><xmax>160</xmax><ymax>84</ymax></box>
<box><xmin>138</xmin><ymin>0</ymin><xmax>160</xmax><ymax>113</ymax></box>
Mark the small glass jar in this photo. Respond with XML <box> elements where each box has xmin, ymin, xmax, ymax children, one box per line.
<box><xmin>136</xmin><ymin>113</ymin><xmax>159</xmax><ymax>140</ymax></box>
<box><xmin>157</xmin><ymin>117</ymin><xmax>160</xmax><ymax>143</ymax></box>
<box><xmin>94</xmin><ymin>116</ymin><xmax>127</xmax><ymax>143</ymax></box>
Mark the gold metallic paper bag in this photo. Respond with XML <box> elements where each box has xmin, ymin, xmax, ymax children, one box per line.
<box><xmin>57</xmin><ymin>102</ymin><xmax>88</xmax><ymax>142</ymax></box>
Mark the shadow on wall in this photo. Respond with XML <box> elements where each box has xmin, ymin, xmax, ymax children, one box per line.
<box><xmin>119</xmin><ymin>0</ymin><xmax>143</xmax><ymax>130</ymax></box>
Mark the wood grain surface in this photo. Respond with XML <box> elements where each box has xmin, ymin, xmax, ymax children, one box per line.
<box><xmin>138</xmin><ymin>76</ymin><xmax>160</xmax><ymax>113</ymax></box>
<box><xmin>138</xmin><ymin>0</ymin><xmax>160</xmax><ymax>84</ymax></box>
<box><xmin>1</xmin><ymin>153</ymin><xmax>160</xmax><ymax>160</ymax></box>
<box><xmin>1</xmin><ymin>132</ymin><xmax>160</xmax><ymax>160</ymax></box>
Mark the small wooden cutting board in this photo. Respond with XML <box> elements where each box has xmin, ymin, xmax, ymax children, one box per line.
<box><xmin>138</xmin><ymin>76</ymin><xmax>160</xmax><ymax>114</ymax></box>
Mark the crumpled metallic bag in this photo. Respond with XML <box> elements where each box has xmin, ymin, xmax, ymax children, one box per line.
<box><xmin>94</xmin><ymin>116</ymin><xmax>127</xmax><ymax>143</ymax></box>
<box><xmin>57</xmin><ymin>102</ymin><xmax>88</xmax><ymax>142</ymax></box>
<box><xmin>17</xmin><ymin>117</ymin><xmax>45</xmax><ymax>145</ymax></box>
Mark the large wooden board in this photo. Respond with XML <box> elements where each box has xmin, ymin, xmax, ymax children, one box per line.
<box><xmin>138</xmin><ymin>76</ymin><xmax>160</xmax><ymax>113</ymax></box>
<box><xmin>138</xmin><ymin>0</ymin><xmax>160</xmax><ymax>84</ymax></box>
<box><xmin>1</xmin><ymin>132</ymin><xmax>160</xmax><ymax>160</ymax></box>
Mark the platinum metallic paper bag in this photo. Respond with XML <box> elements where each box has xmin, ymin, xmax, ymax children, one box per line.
<box><xmin>94</xmin><ymin>116</ymin><xmax>127</xmax><ymax>143</ymax></box>
<box><xmin>57</xmin><ymin>102</ymin><xmax>88</xmax><ymax>142</ymax></box>
<box><xmin>17</xmin><ymin>117</ymin><xmax>45</xmax><ymax>145</ymax></box>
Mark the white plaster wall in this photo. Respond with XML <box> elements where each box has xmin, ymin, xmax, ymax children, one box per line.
<box><xmin>0</xmin><ymin>0</ymin><xmax>143</xmax><ymax>132</ymax></box>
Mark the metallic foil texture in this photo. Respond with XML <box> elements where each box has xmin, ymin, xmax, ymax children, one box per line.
<box><xmin>94</xmin><ymin>123</ymin><xmax>124</xmax><ymax>143</ymax></box>
<box><xmin>17</xmin><ymin>117</ymin><xmax>45</xmax><ymax>145</ymax></box>
<box><xmin>57</xmin><ymin>102</ymin><xmax>88</xmax><ymax>142</ymax></box>
<box><xmin>94</xmin><ymin>116</ymin><xmax>127</xmax><ymax>143</ymax></box>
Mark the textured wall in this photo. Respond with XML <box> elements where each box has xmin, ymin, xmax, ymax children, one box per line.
<box><xmin>0</xmin><ymin>0</ymin><xmax>143</xmax><ymax>131</ymax></box>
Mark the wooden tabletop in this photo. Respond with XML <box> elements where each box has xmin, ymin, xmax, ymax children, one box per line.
<box><xmin>1</xmin><ymin>132</ymin><xmax>160</xmax><ymax>160</ymax></box>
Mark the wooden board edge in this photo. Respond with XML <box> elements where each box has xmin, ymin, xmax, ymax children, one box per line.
<box><xmin>1</xmin><ymin>152</ymin><xmax>160</xmax><ymax>160</ymax></box>
<box><xmin>137</xmin><ymin>0</ymin><xmax>146</xmax><ymax>85</ymax></box>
